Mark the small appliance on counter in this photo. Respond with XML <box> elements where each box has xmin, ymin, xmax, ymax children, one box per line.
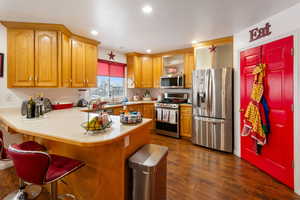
<box><xmin>77</xmin><ymin>89</ymin><xmax>89</xmax><ymax>107</ymax></box>
<box><xmin>155</xmin><ymin>93</ymin><xmax>188</xmax><ymax>138</ymax></box>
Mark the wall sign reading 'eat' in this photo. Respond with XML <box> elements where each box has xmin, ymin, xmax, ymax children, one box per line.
<box><xmin>249</xmin><ymin>23</ymin><xmax>272</xmax><ymax>42</ymax></box>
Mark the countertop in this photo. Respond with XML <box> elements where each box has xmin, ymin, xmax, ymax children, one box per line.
<box><xmin>0</xmin><ymin>108</ymin><xmax>152</xmax><ymax>147</ymax></box>
<box><xmin>102</xmin><ymin>101</ymin><xmax>157</xmax><ymax>108</ymax></box>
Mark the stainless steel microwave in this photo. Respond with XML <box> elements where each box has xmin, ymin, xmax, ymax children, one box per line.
<box><xmin>160</xmin><ymin>75</ymin><xmax>184</xmax><ymax>89</ymax></box>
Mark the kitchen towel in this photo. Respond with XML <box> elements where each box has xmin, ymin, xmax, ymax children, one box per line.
<box><xmin>157</xmin><ymin>108</ymin><xmax>162</xmax><ymax>121</ymax></box>
<box><xmin>169</xmin><ymin>110</ymin><xmax>177</xmax><ymax>124</ymax></box>
<box><xmin>162</xmin><ymin>109</ymin><xmax>170</xmax><ymax>122</ymax></box>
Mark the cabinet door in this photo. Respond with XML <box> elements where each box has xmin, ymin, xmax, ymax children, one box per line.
<box><xmin>7</xmin><ymin>29</ymin><xmax>34</xmax><ymax>87</ymax></box>
<box><xmin>127</xmin><ymin>56</ymin><xmax>141</xmax><ymax>88</ymax></box>
<box><xmin>85</xmin><ymin>43</ymin><xmax>97</xmax><ymax>88</ymax></box>
<box><xmin>35</xmin><ymin>31</ymin><xmax>58</xmax><ymax>87</ymax></box>
<box><xmin>180</xmin><ymin>106</ymin><xmax>192</xmax><ymax>138</ymax></box>
<box><xmin>141</xmin><ymin>56</ymin><xmax>153</xmax><ymax>88</ymax></box>
<box><xmin>184</xmin><ymin>53</ymin><xmax>195</xmax><ymax>88</ymax></box>
<box><xmin>152</xmin><ymin>56</ymin><xmax>162</xmax><ymax>88</ymax></box>
<box><xmin>71</xmin><ymin>40</ymin><xmax>86</xmax><ymax>88</ymax></box>
<box><xmin>61</xmin><ymin>34</ymin><xmax>72</xmax><ymax>87</ymax></box>
<box><xmin>113</xmin><ymin>107</ymin><xmax>123</xmax><ymax>115</ymax></box>
<box><xmin>143</xmin><ymin>104</ymin><xmax>154</xmax><ymax>118</ymax></box>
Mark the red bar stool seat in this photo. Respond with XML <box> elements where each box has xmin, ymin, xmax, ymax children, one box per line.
<box><xmin>1</xmin><ymin>130</ymin><xmax>48</xmax><ymax>200</ymax></box>
<box><xmin>8</xmin><ymin>143</ymin><xmax>85</xmax><ymax>200</ymax></box>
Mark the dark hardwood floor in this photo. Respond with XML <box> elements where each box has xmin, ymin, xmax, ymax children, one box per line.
<box><xmin>1</xmin><ymin>134</ymin><xmax>300</xmax><ymax>200</ymax></box>
<box><xmin>151</xmin><ymin>134</ymin><xmax>300</xmax><ymax>200</ymax></box>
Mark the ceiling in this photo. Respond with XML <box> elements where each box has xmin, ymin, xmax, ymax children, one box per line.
<box><xmin>1</xmin><ymin>0</ymin><xmax>300</xmax><ymax>53</ymax></box>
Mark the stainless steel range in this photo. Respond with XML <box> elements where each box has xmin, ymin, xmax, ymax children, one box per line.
<box><xmin>155</xmin><ymin>93</ymin><xmax>188</xmax><ymax>138</ymax></box>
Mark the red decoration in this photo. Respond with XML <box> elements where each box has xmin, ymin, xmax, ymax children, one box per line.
<box><xmin>209</xmin><ymin>45</ymin><xmax>217</xmax><ymax>53</ymax></box>
<box><xmin>107</xmin><ymin>51</ymin><xmax>116</xmax><ymax>60</ymax></box>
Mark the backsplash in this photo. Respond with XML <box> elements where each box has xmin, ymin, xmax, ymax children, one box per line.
<box><xmin>127</xmin><ymin>88</ymin><xmax>192</xmax><ymax>101</ymax></box>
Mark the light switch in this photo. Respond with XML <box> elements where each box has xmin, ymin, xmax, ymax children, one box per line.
<box><xmin>124</xmin><ymin>136</ymin><xmax>130</xmax><ymax>147</ymax></box>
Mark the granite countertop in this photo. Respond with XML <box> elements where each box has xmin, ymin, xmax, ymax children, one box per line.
<box><xmin>0</xmin><ymin>107</ymin><xmax>152</xmax><ymax>147</ymax></box>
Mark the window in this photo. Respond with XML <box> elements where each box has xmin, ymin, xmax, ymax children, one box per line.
<box><xmin>90</xmin><ymin>59</ymin><xmax>126</xmax><ymax>100</ymax></box>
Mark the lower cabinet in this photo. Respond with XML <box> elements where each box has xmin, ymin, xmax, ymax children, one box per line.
<box><xmin>180</xmin><ymin>105</ymin><xmax>192</xmax><ymax>138</ymax></box>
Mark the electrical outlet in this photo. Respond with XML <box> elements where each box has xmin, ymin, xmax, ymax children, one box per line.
<box><xmin>124</xmin><ymin>136</ymin><xmax>130</xmax><ymax>148</ymax></box>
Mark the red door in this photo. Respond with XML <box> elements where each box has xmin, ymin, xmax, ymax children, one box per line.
<box><xmin>240</xmin><ymin>36</ymin><xmax>294</xmax><ymax>188</ymax></box>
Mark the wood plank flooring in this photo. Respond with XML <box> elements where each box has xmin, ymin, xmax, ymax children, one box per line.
<box><xmin>1</xmin><ymin>134</ymin><xmax>300</xmax><ymax>200</ymax></box>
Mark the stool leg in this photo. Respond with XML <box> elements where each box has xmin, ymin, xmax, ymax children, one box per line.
<box><xmin>50</xmin><ymin>182</ymin><xmax>57</xmax><ymax>200</ymax></box>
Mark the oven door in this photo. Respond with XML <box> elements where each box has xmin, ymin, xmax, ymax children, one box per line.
<box><xmin>155</xmin><ymin>107</ymin><xmax>180</xmax><ymax>138</ymax></box>
<box><xmin>160</xmin><ymin>76</ymin><xmax>184</xmax><ymax>88</ymax></box>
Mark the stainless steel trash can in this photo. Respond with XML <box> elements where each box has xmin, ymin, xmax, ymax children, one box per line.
<box><xmin>128</xmin><ymin>144</ymin><xmax>168</xmax><ymax>200</ymax></box>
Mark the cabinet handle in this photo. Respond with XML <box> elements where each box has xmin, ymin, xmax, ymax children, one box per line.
<box><xmin>86</xmin><ymin>79</ymin><xmax>89</xmax><ymax>84</ymax></box>
<box><xmin>29</xmin><ymin>76</ymin><xmax>33</xmax><ymax>81</ymax></box>
<box><xmin>35</xmin><ymin>76</ymin><xmax>38</xmax><ymax>82</ymax></box>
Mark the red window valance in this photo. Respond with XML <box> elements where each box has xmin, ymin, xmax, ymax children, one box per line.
<box><xmin>97</xmin><ymin>59</ymin><xmax>126</xmax><ymax>78</ymax></box>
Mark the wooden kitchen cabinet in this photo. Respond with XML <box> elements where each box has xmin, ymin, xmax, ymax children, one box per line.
<box><xmin>112</xmin><ymin>106</ymin><xmax>123</xmax><ymax>115</ymax></box>
<box><xmin>85</xmin><ymin>43</ymin><xmax>97</xmax><ymax>88</ymax></box>
<box><xmin>184</xmin><ymin>53</ymin><xmax>195</xmax><ymax>88</ymax></box>
<box><xmin>7</xmin><ymin>29</ymin><xmax>35</xmax><ymax>88</ymax></box>
<box><xmin>35</xmin><ymin>31</ymin><xmax>58</xmax><ymax>87</ymax></box>
<box><xmin>152</xmin><ymin>56</ymin><xmax>162</xmax><ymax>88</ymax></box>
<box><xmin>71</xmin><ymin>40</ymin><xmax>86</xmax><ymax>88</ymax></box>
<box><xmin>143</xmin><ymin>104</ymin><xmax>154</xmax><ymax>118</ymax></box>
<box><xmin>180</xmin><ymin>105</ymin><xmax>192</xmax><ymax>138</ymax></box>
<box><xmin>141</xmin><ymin>56</ymin><xmax>153</xmax><ymax>88</ymax></box>
<box><xmin>127</xmin><ymin>55</ymin><xmax>142</xmax><ymax>88</ymax></box>
<box><xmin>3</xmin><ymin>21</ymin><xmax>100</xmax><ymax>88</ymax></box>
<box><xmin>61</xmin><ymin>33</ymin><xmax>72</xmax><ymax>87</ymax></box>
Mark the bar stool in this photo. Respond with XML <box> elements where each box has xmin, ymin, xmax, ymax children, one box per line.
<box><xmin>8</xmin><ymin>143</ymin><xmax>85</xmax><ymax>200</ymax></box>
<box><xmin>1</xmin><ymin>129</ymin><xmax>48</xmax><ymax>200</ymax></box>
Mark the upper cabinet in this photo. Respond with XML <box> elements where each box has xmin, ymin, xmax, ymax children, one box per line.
<box><xmin>126</xmin><ymin>48</ymin><xmax>193</xmax><ymax>89</ymax></box>
<box><xmin>71</xmin><ymin>40</ymin><xmax>86</xmax><ymax>88</ymax></box>
<box><xmin>35</xmin><ymin>31</ymin><xmax>58</xmax><ymax>87</ymax></box>
<box><xmin>7</xmin><ymin>29</ymin><xmax>35</xmax><ymax>87</ymax></box>
<box><xmin>3</xmin><ymin>21</ymin><xmax>100</xmax><ymax>88</ymax></box>
<box><xmin>184</xmin><ymin>53</ymin><xmax>195</xmax><ymax>88</ymax></box>
<box><xmin>61</xmin><ymin>33</ymin><xmax>72</xmax><ymax>88</ymax></box>
<box><xmin>84</xmin><ymin>43</ymin><xmax>97</xmax><ymax>88</ymax></box>
<box><xmin>152</xmin><ymin>56</ymin><xmax>162</xmax><ymax>88</ymax></box>
<box><xmin>127</xmin><ymin>54</ymin><xmax>142</xmax><ymax>88</ymax></box>
<box><xmin>141</xmin><ymin>56</ymin><xmax>153</xmax><ymax>88</ymax></box>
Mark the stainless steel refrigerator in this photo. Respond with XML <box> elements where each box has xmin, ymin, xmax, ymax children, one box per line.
<box><xmin>192</xmin><ymin>68</ymin><xmax>233</xmax><ymax>153</ymax></box>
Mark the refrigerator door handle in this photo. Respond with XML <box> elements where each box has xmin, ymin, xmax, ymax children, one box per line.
<box><xmin>194</xmin><ymin>116</ymin><xmax>225</xmax><ymax>124</ymax></box>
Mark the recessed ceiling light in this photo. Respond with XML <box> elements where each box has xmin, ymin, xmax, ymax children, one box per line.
<box><xmin>146</xmin><ymin>49</ymin><xmax>152</xmax><ymax>53</ymax></box>
<box><xmin>191</xmin><ymin>40</ymin><xmax>198</xmax><ymax>44</ymax></box>
<box><xmin>142</xmin><ymin>5</ymin><xmax>153</xmax><ymax>14</ymax></box>
<box><xmin>90</xmin><ymin>30</ymin><xmax>98</xmax><ymax>36</ymax></box>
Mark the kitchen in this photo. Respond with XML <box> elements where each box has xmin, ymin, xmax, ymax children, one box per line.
<box><xmin>1</xmin><ymin>0</ymin><xmax>300</xmax><ymax>200</ymax></box>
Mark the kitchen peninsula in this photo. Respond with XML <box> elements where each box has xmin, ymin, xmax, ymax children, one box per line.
<box><xmin>0</xmin><ymin>108</ymin><xmax>152</xmax><ymax>200</ymax></box>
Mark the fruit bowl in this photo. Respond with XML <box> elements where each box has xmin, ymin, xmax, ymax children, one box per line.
<box><xmin>81</xmin><ymin>113</ymin><xmax>112</xmax><ymax>134</ymax></box>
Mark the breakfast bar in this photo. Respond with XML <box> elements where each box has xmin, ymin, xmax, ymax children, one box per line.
<box><xmin>0</xmin><ymin>108</ymin><xmax>152</xmax><ymax>200</ymax></box>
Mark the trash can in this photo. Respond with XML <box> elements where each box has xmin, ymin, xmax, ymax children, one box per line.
<box><xmin>128</xmin><ymin>144</ymin><xmax>168</xmax><ymax>200</ymax></box>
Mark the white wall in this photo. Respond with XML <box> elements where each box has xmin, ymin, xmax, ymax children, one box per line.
<box><xmin>233</xmin><ymin>2</ymin><xmax>300</xmax><ymax>194</ymax></box>
<box><xmin>98</xmin><ymin>48</ymin><xmax>126</xmax><ymax>64</ymax></box>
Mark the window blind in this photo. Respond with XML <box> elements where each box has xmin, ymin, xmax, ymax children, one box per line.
<box><xmin>97</xmin><ymin>59</ymin><xmax>125</xmax><ymax>78</ymax></box>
